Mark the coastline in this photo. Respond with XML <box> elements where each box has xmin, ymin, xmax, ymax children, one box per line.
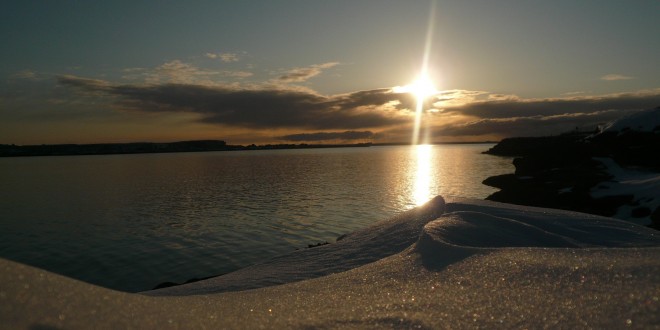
<box><xmin>0</xmin><ymin>140</ymin><xmax>498</xmax><ymax>158</ymax></box>
<box><xmin>481</xmin><ymin>115</ymin><xmax>660</xmax><ymax>228</ymax></box>
<box><xmin>2</xmin><ymin>196</ymin><xmax>659</xmax><ymax>328</ymax></box>
<box><xmin>0</xmin><ymin>140</ymin><xmax>374</xmax><ymax>158</ymax></box>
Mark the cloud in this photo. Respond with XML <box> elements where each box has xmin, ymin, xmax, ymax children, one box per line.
<box><xmin>422</xmin><ymin>89</ymin><xmax>660</xmax><ymax>140</ymax></box>
<box><xmin>55</xmin><ymin>73</ymin><xmax>660</xmax><ymax>143</ymax></box>
<box><xmin>122</xmin><ymin>60</ymin><xmax>224</xmax><ymax>85</ymax></box>
<box><xmin>221</xmin><ymin>71</ymin><xmax>253</xmax><ymax>78</ymax></box>
<box><xmin>276</xmin><ymin>62</ymin><xmax>339</xmax><ymax>83</ymax></box>
<box><xmin>330</xmin><ymin>88</ymin><xmax>416</xmax><ymax>111</ymax></box>
<box><xmin>205</xmin><ymin>52</ymin><xmax>240</xmax><ymax>62</ymax></box>
<box><xmin>429</xmin><ymin>109</ymin><xmax>639</xmax><ymax>138</ymax></box>
<box><xmin>438</xmin><ymin>89</ymin><xmax>660</xmax><ymax>119</ymax></box>
<box><xmin>57</xmin><ymin>75</ymin><xmax>112</xmax><ymax>90</ymax></box>
<box><xmin>601</xmin><ymin>74</ymin><xmax>634</xmax><ymax>81</ymax></box>
<box><xmin>57</xmin><ymin>75</ymin><xmax>410</xmax><ymax>130</ymax></box>
<box><xmin>11</xmin><ymin>70</ymin><xmax>38</xmax><ymax>80</ymax></box>
<box><xmin>561</xmin><ymin>91</ymin><xmax>587</xmax><ymax>96</ymax></box>
<box><xmin>122</xmin><ymin>60</ymin><xmax>255</xmax><ymax>85</ymax></box>
<box><xmin>9</xmin><ymin>70</ymin><xmax>54</xmax><ymax>82</ymax></box>
<box><xmin>278</xmin><ymin>130</ymin><xmax>374</xmax><ymax>142</ymax></box>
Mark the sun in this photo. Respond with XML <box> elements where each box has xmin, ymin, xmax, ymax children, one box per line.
<box><xmin>409</xmin><ymin>75</ymin><xmax>437</xmax><ymax>100</ymax></box>
<box><xmin>392</xmin><ymin>73</ymin><xmax>438</xmax><ymax>145</ymax></box>
<box><xmin>393</xmin><ymin>74</ymin><xmax>438</xmax><ymax>100</ymax></box>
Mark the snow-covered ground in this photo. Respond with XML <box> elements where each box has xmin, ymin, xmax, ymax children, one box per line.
<box><xmin>592</xmin><ymin>157</ymin><xmax>660</xmax><ymax>225</ymax></box>
<box><xmin>589</xmin><ymin>107</ymin><xmax>660</xmax><ymax>226</ymax></box>
<box><xmin>2</xmin><ymin>196</ymin><xmax>659</xmax><ymax>329</ymax></box>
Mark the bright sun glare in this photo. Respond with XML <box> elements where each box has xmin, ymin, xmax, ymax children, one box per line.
<box><xmin>394</xmin><ymin>75</ymin><xmax>437</xmax><ymax>101</ymax></box>
<box><xmin>409</xmin><ymin>75</ymin><xmax>437</xmax><ymax>101</ymax></box>
<box><xmin>402</xmin><ymin>73</ymin><xmax>437</xmax><ymax>145</ymax></box>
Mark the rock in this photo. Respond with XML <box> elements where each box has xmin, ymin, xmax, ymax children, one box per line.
<box><xmin>650</xmin><ymin>207</ymin><xmax>660</xmax><ymax>230</ymax></box>
<box><xmin>586</xmin><ymin>195</ymin><xmax>635</xmax><ymax>217</ymax></box>
<box><xmin>632</xmin><ymin>207</ymin><xmax>652</xmax><ymax>218</ymax></box>
<box><xmin>482</xmin><ymin>123</ymin><xmax>659</xmax><ymax>228</ymax></box>
<box><xmin>152</xmin><ymin>282</ymin><xmax>179</xmax><ymax>290</ymax></box>
<box><xmin>308</xmin><ymin>242</ymin><xmax>330</xmax><ymax>248</ymax></box>
<box><xmin>483</xmin><ymin>134</ymin><xmax>588</xmax><ymax>157</ymax></box>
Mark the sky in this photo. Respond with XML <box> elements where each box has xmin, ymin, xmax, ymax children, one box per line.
<box><xmin>1</xmin><ymin>0</ymin><xmax>659</xmax><ymax>145</ymax></box>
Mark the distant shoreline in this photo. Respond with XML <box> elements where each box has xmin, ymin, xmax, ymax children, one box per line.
<box><xmin>0</xmin><ymin>140</ymin><xmax>496</xmax><ymax>158</ymax></box>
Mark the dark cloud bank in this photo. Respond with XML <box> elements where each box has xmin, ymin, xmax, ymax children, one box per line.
<box><xmin>432</xmin><ymin>91</ymin><xmax>660</xmax><ymax>138</ymax></box>
<box><xmin>57</xmin><ymin>75</ymin><xmax>410</xmax><ymax>132</ymax></box>
<box><xmin>58</xmin><ymin>75</ymin><xmax>660</xmax><ymax>142</ymax></box>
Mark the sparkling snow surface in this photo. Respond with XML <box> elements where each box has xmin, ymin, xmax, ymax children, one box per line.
<box><xmin>2</xmin><ymin>196</ymin><xmax>659</xmax><ymax>329</ymax></box>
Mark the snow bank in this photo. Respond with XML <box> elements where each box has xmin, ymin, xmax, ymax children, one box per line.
<box><xmin>591</xmin><ymin>157</ymin><xmax>660</xmax><ymax>225</ymax></box>
<box><xmin>1</xmin><ymin>196</ymin><xmax>659</xmax><ymax>329</ymax></box>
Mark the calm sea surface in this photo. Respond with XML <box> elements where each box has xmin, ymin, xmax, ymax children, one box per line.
<box><xmin>0</xmin><ymin>144</ymin><xmax>512</xmax><ymax>292</ymax></box>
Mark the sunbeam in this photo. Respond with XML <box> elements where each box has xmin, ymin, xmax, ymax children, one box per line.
<box><xmin>411</xmin><ymin>0</ymin><xmax>437</xmax><ymax>146</ymax></box>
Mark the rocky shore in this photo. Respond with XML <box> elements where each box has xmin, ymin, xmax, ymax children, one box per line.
<box><xmin>482</xmin><ymin>107</ymin><xmax>660</xmax><ymax>228</ymax></box>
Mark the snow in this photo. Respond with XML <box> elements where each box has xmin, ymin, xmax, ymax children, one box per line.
<box><xmin>591</xmin><ymin>157</ymin><xmax>660</xmax><ymax>225</ymax></box>
<box><xmin>599</xmin><ymin>107</ymin><xmax>660</xmax><ymax>133</ymax></box>
<box><xmin>1</xmin><ymin>196</ymin><xmax>659</xmax><ymax>328</ymax></box>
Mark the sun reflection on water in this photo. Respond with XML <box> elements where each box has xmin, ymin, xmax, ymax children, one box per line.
<box><xmin>412</xmin><ymin>144</ymin><xmax>434</xmax><ymax>206</ymax></box>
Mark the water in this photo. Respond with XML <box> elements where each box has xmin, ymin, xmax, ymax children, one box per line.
<box><xmin>0</xmin><ymin>144</ymin><xmax>512</xmax><ymax>292</ymax></box>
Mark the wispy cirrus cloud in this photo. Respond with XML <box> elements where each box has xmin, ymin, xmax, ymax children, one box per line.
<box><xmin>276</xmin><ymin>62</ymin><xmax>339</xmax><ymax>83</ymax></box>
<box><xmin>9</xmin><ymin>70</ymin><xmax>54</xmax><ymax>82</ymax></box>
<box><xmin>123</xmin><ymin>60</ymin><xmax>221</xmax><ymax>84</ymax></box>
<box><xmin>205</xmin><ymin>52</ymin><xmax>241</xmax><ymax>62</ymax></box>
<box><xmin>222</xmin><ymin>71</ymin><xmax>253</xmax><ymax>78</ymax></box>
<box><xmin>11</xmin><ymin>70</ymin><xmax>39</xmax><ymax>80</ymax></box>
<box><xmin>122</xmin><ymin>60</ymin><xmax>253</xmax><ymax>84</ymax></box>
<box><xmin>601</xmin><ymin>74</ymin><xmax>634</xmax><ymax>81</ymax></box>
<box><xmin>57</xmin><ymin>75</ymin><xmax>112</xmax><ymax>90</ymax></box>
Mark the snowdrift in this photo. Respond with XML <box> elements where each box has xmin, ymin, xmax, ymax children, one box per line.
<box><xmin>2</xmin><ymin>196</ymin><xmax>659</xmax><ymax>329</ymax></box>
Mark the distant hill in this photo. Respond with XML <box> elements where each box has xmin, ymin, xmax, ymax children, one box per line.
<box><xmin>0</xmin><ymin>140</ymin><xmax>230</xmax><ymax>157</ymax></box>
<box><xmin>0</xmin><ymin>140</ymin><xmax>374</xmax><ymax>157</ymax></box>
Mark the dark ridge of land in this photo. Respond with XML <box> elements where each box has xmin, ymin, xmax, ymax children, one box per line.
<box><xmin>0</xmin><ymin>140</ymin><xmax>374</xmax><ymax>157</ymax></box>
<box><xmin>0</xmin><ymin>140</ymin><xmax>499</xmax><ymax>157</ymax></box>
<box><xmin>482</xmin><ymin>130</ymin><xmax>660</xmax><ymax>228</ymax></box>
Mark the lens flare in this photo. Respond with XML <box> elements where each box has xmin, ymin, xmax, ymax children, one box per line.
<box><xmin>411</xmin><ymin>0</ymin><xmax>437</xmax><ymax>146</ymax></box>
<box><xmin>410</xmin><ymin>74</ymin><xmax>436</xmax><ymax>146</ymax></box>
